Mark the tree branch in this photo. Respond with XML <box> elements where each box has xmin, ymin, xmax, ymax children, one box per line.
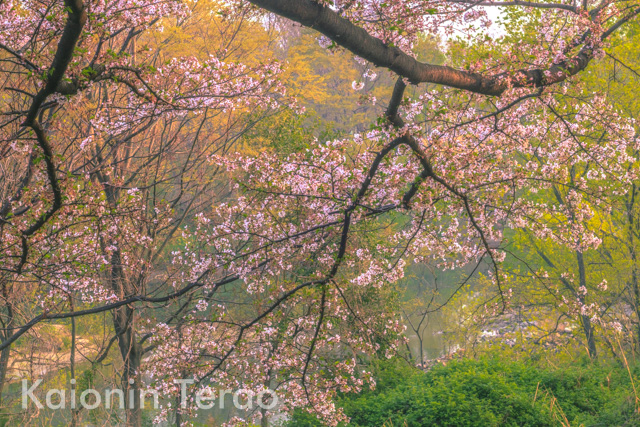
<box><xmin>247</xmin><ymin>0</ymin><xmax>632</xmax><ymax>96</ymax></box>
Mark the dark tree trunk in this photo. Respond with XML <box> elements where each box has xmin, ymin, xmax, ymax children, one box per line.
<box><xmin>0</xmin><ymin>281</ymin><xmax>14</xmax><ymax>404</ymax></box>
<box><xmin>114</xmin><ymin>305</ymin><xmax>143</xmax><ymax>427</ymax></box>
<box><xmin>110</xmin><ymin>249</ymin><xmax>143</xmax><ymax>427</ymax></box>
<box><xmin>625</xmin><ymin>185</ymin><xmax>640</xmax><ymax>352</ymax></box>
<box><xmin>576</xmin><ymin>251</ymin><xmax>596</xmax><ymax>359</ymax></box>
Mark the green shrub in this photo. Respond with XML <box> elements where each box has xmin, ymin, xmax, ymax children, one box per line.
<box><xmin>288</xmin><ymin>358</ymin><xmax>640</xmax><ymax>426</ymax></box>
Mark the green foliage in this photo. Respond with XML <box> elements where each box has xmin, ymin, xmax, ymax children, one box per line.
<box><xmin>238</xmin><ymin>109</ymin><xmax>336</xmax><ymax>156</ymax></box>
<box><xmin>288</xmin><ymin>358</ymin><xmax>640</xmax><ymax>426</ymax></box>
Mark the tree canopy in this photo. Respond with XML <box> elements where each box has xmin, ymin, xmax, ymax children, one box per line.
<box><xmin>1</xmin><ymin>0</ymin><xmax>640</xmax><ymax>425</ymax></box>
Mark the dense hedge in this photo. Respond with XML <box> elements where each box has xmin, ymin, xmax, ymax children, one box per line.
<box><xmin>289</xmin><ymin>358</ymin><xmax>640</xmax><ymax>426</ymax></box>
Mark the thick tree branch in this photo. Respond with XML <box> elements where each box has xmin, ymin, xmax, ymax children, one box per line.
<box><xmin>13</xmin><ymin>1</ymin><xmax>87</xmax><ymax>274</ymax></box>
<box><xmin>247</xmin><ymin>0</ymin><xmax>636</xmax><ymax>95</ymax></box>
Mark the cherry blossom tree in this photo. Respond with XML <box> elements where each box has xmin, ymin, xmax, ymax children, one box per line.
<box><xmin>2</xmin><ymin>0</ymin><xmax>640</xmax><ymax>425</ymax></box>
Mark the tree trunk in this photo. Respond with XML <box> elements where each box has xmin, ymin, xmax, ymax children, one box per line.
<box><xmin>114</xmin><ymin>305</ymin><xmax>143</xmax><ymax>427</ymax></box>
<box><xmin>109</xmin><ymin>249</ymin><xmax>143</xmax><ymax>427</ymax></box>
<box><xmin>580</xmin><ymin>313</ymin><xmax>597</xmax><ymax>359</ymax></box>
<box><xmin>629</xmin><ymin>248</ymin><xmax>640</xmax><ymax>352</ymax></box>
<box><xmin>625</xmin><ymin>186</ymin><xmax>640</xmax><ymax>352</ymax></box>
<box><xmin>0</xmin><ymin>281</ymin><xmax>14</xmax><ymax>404</ymax></box>
<box><xmin>70</xmin><ymin>299</ymin><xmax>80</xmax><ymax>427</ymax></box>
<box><xmin>576</xmin><ymin>251</ymin><xmax>596</xmax><ymax>359</ymax></box>
<box><xmin>0</xmin><ymin>340</ymin><xmax>11</xmax><ymax>403</ymax></box>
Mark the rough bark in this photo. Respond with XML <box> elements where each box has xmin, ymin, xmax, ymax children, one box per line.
<box><xmin>247</xmin><ymin>0</ymin><xmax>599</xmax><ymax>96</ymax></box>
<box><xmin>110</xmin><ymin>249</ymin><xmax>143</xmax><ymax>427</ymax></box>
<box><xmin>625</xmin><ymin>184</ymin><xmax>640</xmax><ymax>351</ymax></box>
<box><xmin>576</xmin><ymin>251</ymin><xmax>597</xmax><ymax>359</ymax></box>
<box><xmin>0</xmin><ymin>280</ymin><xmax>14</xmax><ymax>403</ymax></box>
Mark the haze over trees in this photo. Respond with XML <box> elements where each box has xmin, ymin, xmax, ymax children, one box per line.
<box><xmin>1</xmin><ymin>0</ymin><xmax>640</xmax><ymax>425</ymax></box>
